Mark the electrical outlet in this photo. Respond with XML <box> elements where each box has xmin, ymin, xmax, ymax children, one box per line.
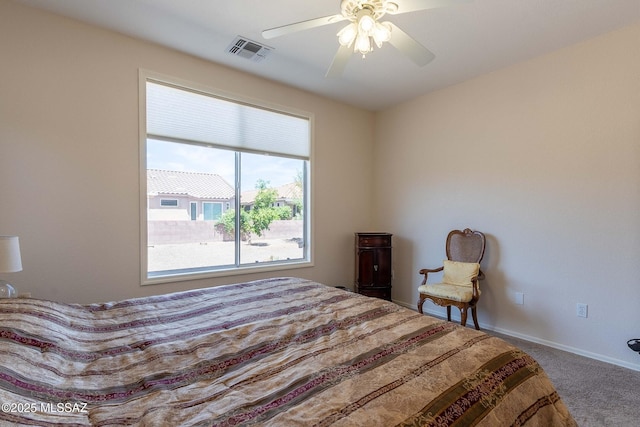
<box><xmin>576</xmin><ymin>303</ymin><xmax>588</xmax><ymax>318</ymax></box>
<box><xmin>514</xmin><ymin>292</ymin><xmax>524</xmax><ymax>305</ymax></box>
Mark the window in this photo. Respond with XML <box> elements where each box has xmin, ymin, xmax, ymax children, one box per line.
<box><xmin>141</xmin><ymin>73</ymin><xmax>312</xmax><ymax>284</ymax></box>
<box><xmin>160</xmin><ymin>199</ymin><xmax>178</xmax><ymax>207</ymax></box>
<box><xmin>190</xmin><ymin>202</ymin><xmax>197</xmax><ymax>221</ymax></box>
<box><xmin>203</xmin><ymin>202</ymin><xmax>222</xmax><ymax>221</ymax></box>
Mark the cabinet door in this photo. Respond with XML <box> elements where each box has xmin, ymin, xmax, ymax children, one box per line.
<box><xmin>374</xmin><ymin>247</ymin><xmax>392</xmax><ymax>286</ymax></box>
<box><xmin>357</xmin><ymin>249</ymin><xmax>375</xmax><ymax>287</ymax></box>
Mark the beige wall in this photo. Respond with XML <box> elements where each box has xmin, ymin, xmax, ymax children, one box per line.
<box><xmin>0</xmin><ymin>1</ymin><xmax>374</xmax><ymax>302</ymax></box>
<box><xmin>374</xmin><ymin>22</ymin><xmax>640</xmax><ymax>369</ymax></box>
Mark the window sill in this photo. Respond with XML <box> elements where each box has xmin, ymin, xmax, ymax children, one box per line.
<box><xmin>141</xmin><ymin>259</ymin><xmax>314</xmax><ymax>286</ymax></box>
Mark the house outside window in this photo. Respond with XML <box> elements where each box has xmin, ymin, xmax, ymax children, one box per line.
<box><xmin>141</xmin><ymin>72</ymin><xmax>312</xmax><ymax>284</ymax></box>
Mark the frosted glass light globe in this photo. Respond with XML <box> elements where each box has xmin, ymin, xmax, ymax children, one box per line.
<box><xmin>0</xmin><ymin>283</ymin><xmax>17</xmax><ymax>298</ymax></box>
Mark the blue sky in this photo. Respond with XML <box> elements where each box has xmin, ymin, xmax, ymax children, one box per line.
<box><xmin>147</xmin><ymin>139</ymin><xmax>303</xmax><ymax>191</ymax></box>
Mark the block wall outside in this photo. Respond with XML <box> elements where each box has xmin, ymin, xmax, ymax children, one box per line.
<box><xmin>148</xmin><ymin>220</ymin><xmax>303</xmax><ymax>245</ymax></box>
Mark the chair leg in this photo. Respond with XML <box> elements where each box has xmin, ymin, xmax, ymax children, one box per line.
<box><xmin>471</xmin><ymin>306</ymin><xmax>480</xmax><ymax>330</ymax></box>
<box><xmin>446</xmin><ymin>306</ymin><xmax>452</xmax><ymax>321</ymax></box>
<box><xmin>417</xmin><ymin>295</ymin><xmax>425</xmax><ymax>314</ymax></box>
<box><xmin>460</xmin><ymin>307</ymin><xmax>468</xmax><ymax>327</ymax></box>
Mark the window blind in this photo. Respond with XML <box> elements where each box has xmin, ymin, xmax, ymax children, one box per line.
<box><xmin>146</xmin><ymin>81</ymin><xmax>310</xmax><ymax>159</ymax></box>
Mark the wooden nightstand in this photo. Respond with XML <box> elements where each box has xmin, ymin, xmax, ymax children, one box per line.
<box><xmin>354</xmin><ymin>232</ymin><xmax>392</xmax><ymax>301</ymax></box>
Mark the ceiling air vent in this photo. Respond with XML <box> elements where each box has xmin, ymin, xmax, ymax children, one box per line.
<box><xmin>226</xmin><ymin>36</ymin><xmax>272</xmax><ymax>62</ymax></box>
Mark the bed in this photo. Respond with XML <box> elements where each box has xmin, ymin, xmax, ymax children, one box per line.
<box><xmin>0</xmin><ymin>277</ymin><xmax>576</xmax><ymax>426</ymax></box>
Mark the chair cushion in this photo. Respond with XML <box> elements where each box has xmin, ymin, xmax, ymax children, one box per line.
<box><xmin>418</xmin><ymin>283</ymin><xmax>476</xmax><ymax>302</ymax></box>
<box><xmin>442</xmin><ymin>260</ymin><xmax>480</xmax><ymax>286</ymax></box>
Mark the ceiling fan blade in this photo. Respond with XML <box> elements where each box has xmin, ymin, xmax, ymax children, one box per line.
<box><xmin>387</xmin><ymin>0</ymin><xmax>472</xmax><ymax>15</ymax></box>
<box><xmin>387</xmin><ymin>22</ymin><xmax>435</xmax><ymax>66</ymax></box>
<box><xmin>262</xmin><ymin>14</ymin><xmax>346</xmax><ymax>39</ymax></box>
<box><xmin>325</xmin><ymin>44</ymin><xmax>353</xmax><ymax>78</ymax></box>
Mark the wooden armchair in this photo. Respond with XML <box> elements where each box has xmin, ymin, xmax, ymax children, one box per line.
<box><xmin>417</xmin><ymin>229</ymin><xmax>486</xmax><ymax>330</ymax></box>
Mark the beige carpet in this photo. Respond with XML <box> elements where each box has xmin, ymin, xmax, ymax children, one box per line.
<box><xmin>493</xmin><ymin>332</ymin><xmax>640</xmax><ymax>426</ymax></box>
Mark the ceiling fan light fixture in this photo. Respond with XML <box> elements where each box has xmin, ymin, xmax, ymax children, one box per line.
<box><xmin>357</xmin><ymin>13</ymin><xmax>376</xmax><ymax>34</ymax></box>
<box><xmin>337</xmin><ymin>22</ymin><xmax>358</xmax><ymax>47</ymax></box>
<box><xmin>372</xmin><ymin>21</ymin><xmax>392</xmax><ymax>47</ymax></box>
<box><xmin>355</xmin><ymin>32</ymin><xmax>372</xmax><ymax>56</ymax></box>
<box><xmin>336</xmin><ymin>1</ymin><xmax>396</xmax><ymax>58</ymax></box>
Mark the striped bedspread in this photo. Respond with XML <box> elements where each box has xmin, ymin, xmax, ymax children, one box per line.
<box><xmin>0</xmin><ymin>277</ymin><xmax>576</xmax><ymax>426</ymax></box>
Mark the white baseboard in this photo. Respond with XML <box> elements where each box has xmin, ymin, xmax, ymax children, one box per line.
<box><xmin>393</xmin><ymin>298</ymin><xmax>640</xmax><ymax>372</ymax></box>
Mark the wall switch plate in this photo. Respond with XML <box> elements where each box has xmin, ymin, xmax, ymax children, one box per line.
<box><xmin>577</xmin><ymin>303</ymin><xmax>588</xmax><ymax>318</ymax></box>
<box><xmin>514</xmin><ymin>292</ymin><xmax>524</xmax><ymax>305</ymax></box>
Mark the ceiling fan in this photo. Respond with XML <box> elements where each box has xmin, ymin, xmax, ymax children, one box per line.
<box><xmin>262</xmin><ymin>0</ymin><xmax>471</xmax><ymax>78</ymax></box>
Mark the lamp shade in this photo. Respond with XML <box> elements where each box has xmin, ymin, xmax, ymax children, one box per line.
<box><xmin>0</xmin><ymin>236</ymin><xmax>22</xmax><ymax>273</ymax></box>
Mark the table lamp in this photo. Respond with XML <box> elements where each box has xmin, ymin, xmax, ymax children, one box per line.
<box><xmin>0</xmin><ymin>236</ymin><xmax>22</xmax><ymax>298</ymax></box>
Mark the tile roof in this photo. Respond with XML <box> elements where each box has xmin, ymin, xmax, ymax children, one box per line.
<box><xmin>147</xmin><ymin>169</ymin><xmax>234</xmax><ymax>199</ymax></box>
<box><xmin>241</xmin><ymin>182</ymin><xmax>302</xmax><ymax>204</ymax></box>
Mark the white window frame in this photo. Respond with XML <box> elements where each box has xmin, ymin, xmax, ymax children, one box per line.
<box><xmin>139</xmin><ymin>70</ymin><xmax>313</xmax><ymax>285</ymax></box>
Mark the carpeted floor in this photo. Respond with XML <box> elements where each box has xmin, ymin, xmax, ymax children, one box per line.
<box><xmin>492</xmin><ymin>332</ymin><xmax>640</xmax><ymax>426</ymax></box>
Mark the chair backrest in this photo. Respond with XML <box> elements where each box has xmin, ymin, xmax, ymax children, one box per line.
<box><xmin>446</xmin><ymin>229</ymin><xmax>486</xmax><ymax>263</ymax></box>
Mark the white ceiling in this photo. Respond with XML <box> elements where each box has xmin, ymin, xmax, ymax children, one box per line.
<box><xmin>13</xmin><ymin>0</ymin><xmax>640</xmax><ymax>111</ymax></box>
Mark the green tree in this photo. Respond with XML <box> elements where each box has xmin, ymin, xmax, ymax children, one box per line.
<box><xmin>217</xmin><ymin>208</ymin><xmax>250</xmax><ymax>239</ymax></box>
<box><xmin>251</xmin><ymin>179</ymin><xmax>278</xmax><ymax>236</ymax></box>
<box><xmin>217</xmin><ymin>179</ymin><xmax>291</xmax><ymax>241</ymax></box>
